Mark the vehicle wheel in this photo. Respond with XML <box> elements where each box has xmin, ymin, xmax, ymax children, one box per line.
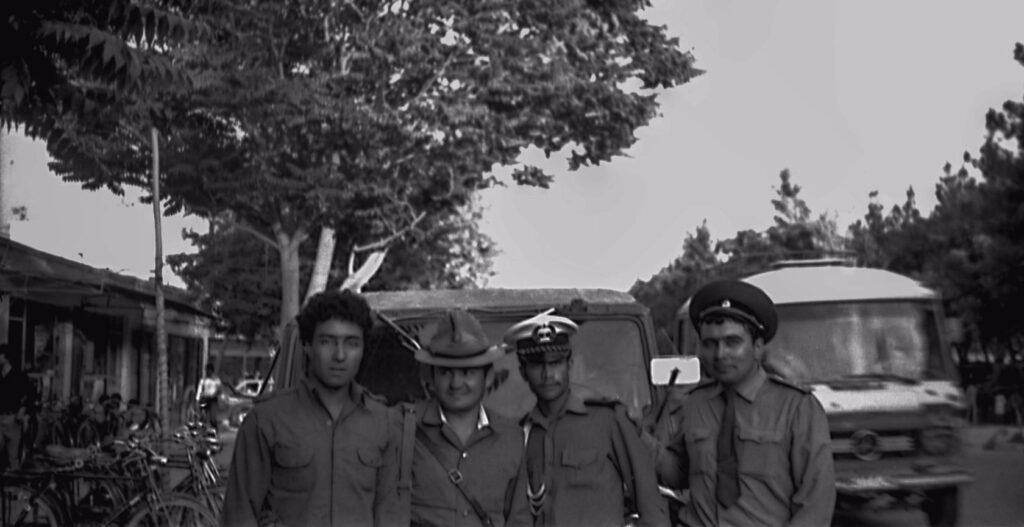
<box><xmin>2</xmin><ymin>485</ymin><xmax>67</xmax><ymax>527</ymax></box>
<box><xmin>922</xmin><ymin>486</ymin><xmax>960</xmax><ymax>527</ymax></box>
<box><xmin>125</xmin><ymin>494</ymin><xmax>218</xmax><ymax>527</ymax></box>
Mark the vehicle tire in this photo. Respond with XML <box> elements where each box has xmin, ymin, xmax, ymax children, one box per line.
<box><xmin>2</xmin><ymin>485</ymin><xmax>67</xmax><ymax>527</ymax></box>
<box><xmin>922</xmin><ymin>486</ymin><xmax>960</xmax><ymax>527</ymax></box>
<box><xmin>125</xmin><ymin>493</ymin><xmax>218</xmax><ymax>527</ymax></box>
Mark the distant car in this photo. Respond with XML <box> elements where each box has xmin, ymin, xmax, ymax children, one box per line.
<box><xmin>233</xmin><ymin>379</ymin><xmax>266</xmax><ymax>398</ymax></box>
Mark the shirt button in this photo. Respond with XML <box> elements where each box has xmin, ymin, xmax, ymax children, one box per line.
<box><xmin>461</xmin><ymin>452</ymin><xmax>468</xmax><ymax>459</ymax></box>
<box><xmin>462</xmin><ymin>510</ymin><xmax>470</xmax><ymax>517</ymax></box>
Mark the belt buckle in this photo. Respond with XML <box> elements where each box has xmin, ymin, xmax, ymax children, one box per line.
<box><xmin>448</xmin><ymin>468</ymin><xmax>463</xmax><ymax>484</ymax></box>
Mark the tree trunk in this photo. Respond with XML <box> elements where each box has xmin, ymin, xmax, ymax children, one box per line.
<box><xmin>276</xmin><ymin>228</ymin><xmax>306</xmax><ymax>340</ymax></box>
<box><xmin>303</xmin><ymin>226</ymin><xmax>336</xmax><ymax>304</ymax></box>
<box><xmin>150</xmin><ymin>127</ymin><xmax>170</xmax><ymax>432</ymax></box>
<box><xmin>0</xmin><ymin>130</ymin><xmax>12</xmax><ymax>238</ymax></box>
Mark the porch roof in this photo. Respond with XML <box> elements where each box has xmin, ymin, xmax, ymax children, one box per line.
<box><xmin>0</xmin><ymin>236</ymin><xmax>212</xmax><ymax>319</ymax></box>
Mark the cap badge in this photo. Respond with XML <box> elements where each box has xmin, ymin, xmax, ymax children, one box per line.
<box><xmin>533</xmin><ymin>324</ymin><xmax>555</xmax><ymax>344</ymax></box>
<box><xmin>721</xmin><ymin>299</ymin><xmax>731</xmax><ymax>308</ymax></box>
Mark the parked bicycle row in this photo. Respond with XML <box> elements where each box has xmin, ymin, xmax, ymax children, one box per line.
<box><xmin>1</xmin><ymin>420</ymin><xmax>223</xmax><ymax>526</ymax></box>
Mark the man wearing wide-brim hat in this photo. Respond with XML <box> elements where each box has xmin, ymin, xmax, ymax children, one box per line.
<box><xmin>659</xmin><ymin>280</ymin><xmax>835</xmax><ymax>527</ymax></box>
<box><xmin>405</xmin><ymin>308</ymin><xmax>532</xmax><ymax>527</ymax></box>
<box><xmin>504</xmin><ymin>311</ymin><xmax>669</xmax><ymax>527</ymax></box>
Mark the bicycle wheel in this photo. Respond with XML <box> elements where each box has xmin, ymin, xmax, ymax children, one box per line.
<box><xmin>75</xmin><ymin>421</ymin><xmax>101</xmax><ymax>447</ymax></box>
<box><xmin>125</xmin><ymin>494</ymin><xmax>218</xmax><ymax>527</ymax></box>
<box><xmin>1</xmin><ymin>485</ymin><xmax>66</xmax><ymax>527</ymax></box>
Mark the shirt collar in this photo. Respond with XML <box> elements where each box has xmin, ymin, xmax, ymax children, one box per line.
<box><xmin>300</xmin><ymin>377</ymin><xmax>369</xmax><ymax>410</ymax></box>
<box><xmin>523</xmin><ymin>389</ymin><xmax>587</xmax><ymax>426</ymax></box>
<box><xmin>438</xmin><ymin>404</ymin><xmax>490</xmax><ymax>430</ymax></box>
<box><xmin>710</xmin><ymin>366</ymin><xmax>767</xmax><ymax>403</ymax></box>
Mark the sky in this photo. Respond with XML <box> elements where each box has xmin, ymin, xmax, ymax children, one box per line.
<box><xmin>5</xmin><ymin>0</ymin><xmax>1024</xmax><ymax>292</ymax></box>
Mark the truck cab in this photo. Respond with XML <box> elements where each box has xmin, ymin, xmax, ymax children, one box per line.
<box><xmin>675</xmin><ymin>259</ymin><xmax>972</xmax><ymax>527</ymax></box>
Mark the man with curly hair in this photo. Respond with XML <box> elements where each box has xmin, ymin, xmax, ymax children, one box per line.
<box><xmin>223</xmin><ymin>290</ymin><xmax>401</xmax><ymax>527</ymax></box>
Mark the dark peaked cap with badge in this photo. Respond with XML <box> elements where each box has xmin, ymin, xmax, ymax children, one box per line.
<box><xmin>503</xmin><ymin>310</ymin><xmax>579</xmax><ymax>360</ymax></box>
<box><xmin>415</xmin><ymin>308</ymin><xmax>506</xmax><ymax>368</ymax></box>
<box><xmin>689</xmin><ymin>280</ymin><xmax>779</xmax><ymax>342</ymax></box>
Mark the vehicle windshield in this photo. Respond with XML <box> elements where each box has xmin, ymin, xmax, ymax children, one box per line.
<box><xmin>763</xmin><ymin>301</ymin><xmax>951</xmax><ymax>384</ymax></box>
<box><xmin>357</xmin><ymin>315</ymin><xmax>651</xmax><ymax>420</ymax></box>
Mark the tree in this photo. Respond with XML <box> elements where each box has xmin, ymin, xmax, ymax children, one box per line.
<box><xmin>45</xmin><ymin>0</ymin><xmax>702</xmax><ymax>337</ymax></box>
<box><xmin>168</xmin><ymin>200</ymin><xmax>497</xmax><ymax>341</ymax></box>
<box><xmin>630</xmin><ymin>221</ymin><xmax>717</xmax><ymax>336</ymax></box>
<box><xmin>632</xmin><ymin>169</ymin><xmax>848</xmax><ymax>337</ymax></box>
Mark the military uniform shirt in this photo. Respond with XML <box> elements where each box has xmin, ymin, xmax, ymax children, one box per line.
<box><xmin>410</xmin><ymin>400</ymin><xmax>531</xmax><ymax>527</ymax></box>
<box><xmin>519</xmin><ymin>391</ymin><xmax>669</xmax><ymax>527</ymax></box>
<box><xmin>669</xmin><ymin>368</ymin><xmax>836</xmax><ymax>527</ymax></box>
<box><xmin>222</xmin><ymin>379</ymin><xmax>401</xmax><ymax>527</ymax></box>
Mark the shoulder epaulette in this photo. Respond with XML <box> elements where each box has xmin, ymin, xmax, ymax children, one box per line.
<box><xmin>582</xmin><ymin>396</ymin><xmax>622</xmax><ymax>407</ymax></box>
<box><xmin>362</xmin><ymin>390</ymin><xmax>389</xmax><ymax>407</ymax></box>
<box><xmin>767</xmin><ymin>375</ymin><xmax>811</xmax><ymax>394</ymax></box>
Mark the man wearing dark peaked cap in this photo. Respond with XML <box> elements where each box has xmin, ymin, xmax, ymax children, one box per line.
<box><xmin>506</xmin><ymin>311</ymin><xmax>669</xmax><ymax>527</ymax></box>
<box><xmin>404</xmin><ymin>308</ymin><xmax>532</xmax><ymax>527</ymax></box>
<box><xmin>660</xmin><ymin>280</ymin><xmax>835</xmax><ymax>527</ymax></box>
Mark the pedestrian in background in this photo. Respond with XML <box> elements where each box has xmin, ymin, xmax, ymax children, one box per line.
<box><xmin>402</xmin><ymin>308</ymin><xmax>531</xmax><ymax>527</ymax></box>
<box><xmin>658</xmin><ymin>280</ymin><xmax>835</xmax><ymax>527</ymax></box>
<box><xmin>196</xmin><ymin>362</ymin><xmax>222</xmax><ymax>429</ymax></box>
<box><xmin>505</xmin><ymin>311</ymin><xmax>668</xmax><ymax>527</ymax></box>
<box><xmin>223</xmin><ymin>290</ymin><xmax>400</xmax><ymax>527</ymax></box>
<box><xmin>0</xmin><ymin>343</ymin><xmax>34</xmax><ymax>471</ymax></box>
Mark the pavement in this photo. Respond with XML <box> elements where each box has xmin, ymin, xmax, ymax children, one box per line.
<box><xmin>961</xmin><ymin>425</ymin><xmax>1024</xmax><ymax>453</ymax></box>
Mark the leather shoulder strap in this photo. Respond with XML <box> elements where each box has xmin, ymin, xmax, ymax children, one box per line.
<box><xmin>416</xmin><ymin>428</ymin><xmax>495</xmax><ymax>527</ymax></box>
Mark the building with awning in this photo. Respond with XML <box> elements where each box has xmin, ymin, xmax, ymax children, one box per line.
<box><xmin>0</xmin><ymin>236</ymin><xmax>214</xmax><ymax>410</ymax></box>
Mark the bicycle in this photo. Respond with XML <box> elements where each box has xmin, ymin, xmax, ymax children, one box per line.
<box><xmin>168</xmin><ymin>421</ymin><xmax>226</xmax><ymax>518</ymax></box>
<box><xmin>2</xmin><ymin>438</ymin><xmax>216</xmax><ymax>526</ymax></box>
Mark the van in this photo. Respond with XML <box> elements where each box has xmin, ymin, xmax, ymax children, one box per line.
<box><xmin>675</xmin><ymin>259</ymin><xmax>972</xmax><ymax>526</ymax></box>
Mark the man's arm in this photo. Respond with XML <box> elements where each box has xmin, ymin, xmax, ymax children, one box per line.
<box><xmin>504</xmin><ymin>431</ymin><xmax>533</xmax><ymax>527</ymax></box>
<box><xmin>787</xmin><ymin>395</ymin><xmax>836</xmax><ymax>527</ymax></box>
<box><xmin>222</xmin><ymin>410</ymin><xmax>272</xmax><ymax>527</ymax></box>
<box><xmin>612</xmin><ymin>406</ymin><xmax>670</xmax><ymax>527</ymax></box>
<box><xmin>373</xmin><ymin>406</ymin><xmax>404</xmax><ymax>527</ymax></box>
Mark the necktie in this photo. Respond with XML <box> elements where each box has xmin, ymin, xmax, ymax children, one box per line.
<box><xmin>716</xmin><ymin>389</ymin><xmax>740</xmax><ymax>508</ymax></box>
<box><xmin>525</xmin><ymin>423</ymin><xmax>547</xmax><ymax>515</ymax></box>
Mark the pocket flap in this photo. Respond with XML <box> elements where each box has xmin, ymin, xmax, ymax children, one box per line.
<box><xmin>738</xmin><ymin>428</ymin><xmax>783</xmax><ymax>443</ymax></box>
<box><xmin>358</xmin><ymin>447</ymin><xmax>383</xmax><ymax>467</ymax></box>
<box><xmin>273</xmin><ymin>444</ymin><xmax>313</xmax><ymax>468</ymax></box>
<box><xmin>686</xmin><ymin>426</ymin><xmax>713</xmax><ymax>442</ymax></box>
<box><xmin>560</xmin><ymin>448</ymin><xmax>599</xmax><ymax>468</ymax></box>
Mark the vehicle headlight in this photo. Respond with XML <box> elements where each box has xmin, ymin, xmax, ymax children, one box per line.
<box><xmin>918</xmin><ymin>427</ymin><xmax>957</xmax><ymax>456</ymax></box>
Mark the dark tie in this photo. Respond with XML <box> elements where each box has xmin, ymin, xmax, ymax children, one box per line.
<box><xmin>716</xmin><ymin>389</ymin><xmax>740</xmax><ymax>508</ymax></box>
<box><xmin>526</xmin><ymin>424</ymin><xmax>546</xmax><ymax>491</ymax></box>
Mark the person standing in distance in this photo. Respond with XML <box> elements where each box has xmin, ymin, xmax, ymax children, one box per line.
<box><xmin>661</xmin><ymin>280</ymin><xmax>835</xmax><ymax>527</ymax></box>
<box><xmin>223</xmin><ymin>290</ymin><xmax>400</xmax><ymax>527</ymax></box>
<box><xmin>505</xmin><ymin>311</ymin><xmax>668</xmax><ymax>527</ymax></box>
<box><xmin>0</xmin><ymin>344</ymin><xmax>34</xmax><ymax>471</ymax></box>
<box><xmin>195</xmin><ymin>362</ymin><xmax>222</xmax><ymax>429</ymax></box>
<box><xmin>403</xmin><ymin>308</ymin><xmax>531</xmax><ymax>527</ymax></box>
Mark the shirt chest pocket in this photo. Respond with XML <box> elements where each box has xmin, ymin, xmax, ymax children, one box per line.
<box><xmin>560</xmin><ymin>448</ymin><xmax>604</xmax><ymax>487</ymax></box>
<box><xmin>737</xmin><ymin>428</ymin><xmax>786</xmax><ymax>479</ymax></box>
<box><xmin>349</xmin><ymin>447</ymin><xmax>383</xmax><ymax>493</ymax></box>
<box><xmin>684</xmin><ymin>427</ymin><xmax>714</xmax><ymax>475</ymax></box>
<box><xmin>271</xmin><ymin>443</ymin><xmax>315</xmax><ymax>493</ymax></box>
